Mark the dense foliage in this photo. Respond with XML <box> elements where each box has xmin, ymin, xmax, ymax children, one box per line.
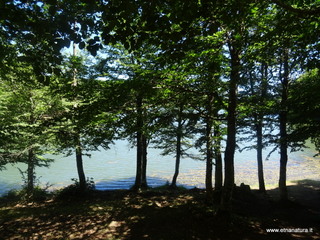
<box><xmin>0</xmin><ymin>0</ymin><xmax>319</xmax><ymax>208</ymax></box>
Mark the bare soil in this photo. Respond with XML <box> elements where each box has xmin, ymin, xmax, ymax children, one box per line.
<box><xmin>0</xmin><ymin>179</ymin><xmax>319</xmax><ymax>240</ymax></box>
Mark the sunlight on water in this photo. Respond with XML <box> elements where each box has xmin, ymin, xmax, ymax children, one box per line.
<box><xmin>0</xmin><ymin>140</ymin><xmax>319</xmax><ymax>195</ymax></box>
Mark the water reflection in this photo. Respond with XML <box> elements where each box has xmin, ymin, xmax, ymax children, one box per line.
<box><xmin>0</xmin><ymin>140</ymin><xmax>319</xmax><ymax>196</ymax></box>
<box><xmin>96</xmin><ymin>176</ymin><xmax>174</xmax><ymax>190</ymax></box>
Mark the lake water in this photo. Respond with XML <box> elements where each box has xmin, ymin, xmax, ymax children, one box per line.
<box><xmin>0</xmin><ymin>140</ymin><xmax>319</xmax><ymax>196</ymax></box>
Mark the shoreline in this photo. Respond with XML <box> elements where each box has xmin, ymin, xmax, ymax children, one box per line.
<box><xmin>1</xmin><ymin>146</ymin><xmax>319</xmax><ymax>196</ymax></box>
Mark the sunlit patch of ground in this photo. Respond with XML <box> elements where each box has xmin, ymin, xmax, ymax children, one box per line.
<box><xmin>0</xmin><ymin>184</ymin><xmax>319</xmax><ymax>240</ymax></box>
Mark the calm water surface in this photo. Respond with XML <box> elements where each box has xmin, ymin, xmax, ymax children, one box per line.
<box><xmin>0</xmin><ymin>140</ymin><xmax>319</xmax><ymax>196</ymax></box>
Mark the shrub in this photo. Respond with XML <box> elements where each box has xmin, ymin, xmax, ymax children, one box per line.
<box><xmin>56</xmin><ymin>178</ymin><xmax>96</xmax><ymax>199</ymax></box>
<box><xmin>2</xmin><ymin>184</ymin><xmax>51</xmax><ymax>203</ymax></box>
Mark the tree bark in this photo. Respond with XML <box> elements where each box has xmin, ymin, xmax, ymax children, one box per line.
<box><xmin>249</xmin><ymin>63</ymin><xmax>267</xmax><ymax>193</ymax></box>
<box><xmin>71</xmin><ymin>41</ymin><xmax>86</xmax><ymax>192</ymax></box>
<box><xmin>256</xmin><ymin>119</ymin><xmax>266</xmax><ymax>193</ymax></box>
<box><xmin>141</xmin><ymin>134</ymin><xmax>148</xmax><ymax>189</ymax></box>
<box><xmin>257</xmin><ymin>63</ymin><xmax>268</xmax><ymax>193</ymax></box>
<box><xmin>27</xmin><ymin>148</ymin><xmax>35</xmax><ymax>197</ymax></box>
<box><xmin>75</xmin><ymin>134</ymin><xmax>86</xmax><ymax>192</ymax></box>
<box><xmin>205</xmin><ymin>119</ymin><xmax>213</xmax><ymax>201</ymax></box>
<box><xmin>133</xmin><ymin>130</ymin><xmax>142</xmax><ymax>190</ymax></box>
<box><xmin>279</xmin><ymin>105</ymin><xmax>288</xmax><ymax>201</ymax></box>
<box><xmin>220</xmin><ymin>42</ymin><xmax>239</xmax><ymax>213</ymax></box>
<box><xmin>214</xmin><ymin>123</ymin><xmax>223</xmax><ymax>192</ymax></box>
<box><xmin>279</xmin><ymin>49</ymin><xmax>289</xmax><ymax>201</ymax></box>
<box><xmin>133</xmin><ymin>95</ymin><xmax>144</xmax><ymax>191</ymax></box>
<box><xmin>205</xmin><ymin>96</ymin><xmax>214</xmax><ymax>201</ymax></box>
<box><xmin>171</xmin><ymin>105</ymin><xmax>183</xmax><ymax>188</ymax></box>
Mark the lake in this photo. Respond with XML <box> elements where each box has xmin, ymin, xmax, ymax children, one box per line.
<box><xmin>0</xmin><ymin>140</ymin><xmax>319</xmax><ymax>196</ymax></box>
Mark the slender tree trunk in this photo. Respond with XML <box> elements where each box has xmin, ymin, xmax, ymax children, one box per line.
<box><xmin>205</xmin><ymin>118</ymin><xmax>213</xmax><ymax>201</ymax></box>
<box><xmin>71</xmin><ymin>42</ymin><xmax>86</xmax><ymax>192</ymax></box>
<box><xmin>27</xmin><ymin>103</ymin><xmax>37</xmax><ymax>198</ymax></box>
<box><xmin>205</xmin><ymin>126</ymin><xmax>213</xmax><ymax>201</ymax></box>
<box><xmin>27</xmin><ymin>148</ymin><xmax>35</xmax><ymax>197</ymax></box>
<box><xmin>279</xmin><ymin>49</ymin><xmax>289</xmax><ymax>201</ymax></box>
<box><xmin>220</xmin><ymin>43</ymin><xmax>240</xmax><ymax>213</ymax></box>
<box><xmin>279</xmin><ymin>107</ymin><xmax>288</xmax><ymax>201</ymax></box>
<box><xmin>171</xmin><ymin>105</ymin><xmax>183</xmax><ymax>188</ymax></box>
<box><xmin>134</xmin><ymin>131</ymin><xmax>142</xmax><ymax>190</ymax></box>
<box><xmin>256</xmin><ymin>119</ymin><xmax>266</xmax><ymax>192</ymax></box>
<box><xmin>133</xmin><ymin>95</ymin><xmax>143</xmax><ymax>190</ymax></box>
<box><xmin>257</xmin><ymin>62</ymin><xmax>268</xmax><ymax>193</ymax></box>
<box><xmin>214</xmin><ymin>124</ymin><xmax>223</xmax><ymax>192</ymax></box>
<box><xmin>141</xmin><ymin>134</ymin><xmax>148</xmax><ymax>189</ymax></box>
<box><xmin>205</xmin><ymin>95</ymin><xmax>214</xmax><ymax>201</ymax></box>
<box><xmin>75</xmin><ymin>134</ymin><xmax>86</xmax><ymax>191</ymax></box>
<box><xmin>249</xmin><ymin>63</ymin><xmax>267</xmax><ymax>193</ymax></box>
<box><xmin>171</xmin><ymin>142</ymin><xmax>181</xmax><ymax>188</ymax></box>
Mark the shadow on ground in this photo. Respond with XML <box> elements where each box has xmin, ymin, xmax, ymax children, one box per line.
<box><xmin>0</xmin><ymin>179</ymin><xmax>319</xmax><ymax>240</ymax></box>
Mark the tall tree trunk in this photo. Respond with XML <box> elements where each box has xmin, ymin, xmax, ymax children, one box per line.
<box><xmin>171</xmin><ymin>105</ymin><xmax>183</xmax><ymax>188</ymax></box>
<box><xmin>279</xmin><ymin>49</ymin><xmax>289</xmax><ymax>201</ymax></box>
<box><xmin>256</xmin><ymin>119</ymin><xmax>266</xmax><ymax>192</ymax></box>
<box><xmin>71</xmin><ymin>42</ymin><xmax>86</xmax><ymax>192</ymax></box>
<box><xmin>75</xmin><ymin>134</ymin><xmax>86</xmax><ymax>191</ymax></box>
<box><xmin>248</xmin><ymin>64</ymin><xmax>267</xmax><ymax>193</ymax></box>
<box><xmin>256</xmin><ymin>62</ymin><xmax>268</xmax><ymax>193</ymax></box>
<box><xmin>134</xmin><ymin>130</ymin><xmax>143</xmax><ymax>190</ymax></box>
<box><xmin>133</xmin><ymin>95</ymin><xmax>143</xmax><ymax>191</ymax></box>
<box><xmin>220</xmin><ymin>43</ymin><xmax>240</xmax><ymax>214</ymax></box>
<box><xmin>205</xmin><ymin>119</ymin><xmax>213</xmax><ymax>201</ymax></box>
<box><xmin>141</xmin><ymin>134</ymin><xmax>148</xmax><ymax>189</ymax></box>
<box><xmin>214</xmin><ymin>123</ymin><xmax>223</xmax><ymax>192</ymax></box>
<box><xmin>27</xmin><ymin>148</ymin><xmax>35</xmax><ymax>197</ymax></box>
<box><xmin>205</xmin><ymin>95</ymin><xmax>214</xmax><ymax>201</ymax></box>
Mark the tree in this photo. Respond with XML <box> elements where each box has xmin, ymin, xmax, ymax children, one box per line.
<box><xmin>235</xmin><ymin>2</ymin><xmax>280</xmax><ymax>193</ymax></box>
<box><xmin>0</xmin><ymin>62</ymin><xmax>63</xmax><ymax>197</ymax></box>
<box><xmin>96</xmin><ymin>43</ymin><xmax>163</xmax><ymax>191</ymax></box>
<box><xmin>237</xmin><ymin>0</ymin><xmax>319</xmax><ymax>200</ymax></box>
<box><xmin>238</xmin><ymin>61</ymin><xmax>275</xmax><ymax>193</ymax></box>
<box><xmin>268</xmin><ymin>2</ymin><xmax>320</xmax><ymax>201</ymax></box>
<box><xmin>288</xmin><ymin>69</ymin><xmax>320</xmax><ymax>155</ymax></box>
<box><xmin>0</xmin><ymin>0</ymin><xmax>79</xmax><ymax>196</ymax></box>
<box><xmin>3</xmin><ymin>0</ymin><xmax>318</xmax><ymax>208</ymax></box>
<box><xmin>97</xmin><ymin>0</ymin><xmax>252</xmax><ymax>208</ymax></box>
<box><xmin>52</xmin><ymin>51</ymin><xmax>115</xmax><ymax>192</ymax></box>
<box><xmin>182</xmin><ymin>54</ymin><xmax>225</xmax><ymax>201</ymax></box>
<box><xmin>151</xmin><ymin>87</ymin><xmax>198</xmax><ymax>189</ymax></box>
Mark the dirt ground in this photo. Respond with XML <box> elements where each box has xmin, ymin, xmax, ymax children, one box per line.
<box><xmin>0</xmin><ymin>179</ymin><xmax>319</xmax><ymax>240</ymax></box>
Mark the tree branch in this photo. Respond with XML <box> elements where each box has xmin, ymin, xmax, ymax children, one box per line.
<box><xmin>272</xmin><ymin>0</ymin><xmax>320</xmax><ymax>16</ymax></box>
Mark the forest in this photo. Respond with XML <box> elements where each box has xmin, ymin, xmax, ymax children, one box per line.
<box><xmin>0</xmin><ymin>0</ymin><xmax>319</xmax><ymax>239</ymax></box>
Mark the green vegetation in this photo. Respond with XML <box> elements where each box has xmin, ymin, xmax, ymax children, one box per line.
<box><xmin>0</xmin><ymin>0</ymin><xmax>320</xmax><ymax>238</ymax></box>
